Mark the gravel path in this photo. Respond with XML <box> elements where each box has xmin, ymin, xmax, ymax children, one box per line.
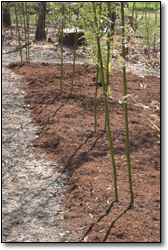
<box><xmin>2</xmin><ymin>54</ymin><xmax>71</xmax><ymax>242</ymax></box>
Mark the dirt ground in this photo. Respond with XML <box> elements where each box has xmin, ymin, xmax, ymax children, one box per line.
<box><xmin>7</xmin><ymin>61</ymin><xmax>160</xmax><ymax>242</ymax></box>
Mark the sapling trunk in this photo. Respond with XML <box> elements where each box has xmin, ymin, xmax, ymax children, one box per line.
<box><xmin>121</xmin><ymin>2</ymin><xmax>134</xmax><ymax>204</ymax></box>
<box><xmin>71</xmin><ymin>7</ymin><xmax>79</xmax><ymax>95</ymax></box>
<box><xmin>60</xmin><ymin>3</ymin><xmax>64</xmax><ymax>94</ymax></box>
<box><xmin>14</xmin><ymin>3</ymin><xmax>22</xmax><ymax>62</ymax></box>
<box><xmin>92</xmin><ymin>3</ymin><xmax>118</xmax><ymax>202</ymax></box>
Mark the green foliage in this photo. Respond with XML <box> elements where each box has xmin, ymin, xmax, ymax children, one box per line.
<box><xmin>125</xmin><ymin>2</ymin><xmax>160</xmax><ymax>49</ymax></box>
<box><xmin>128</xmin><ymin>2</ymin><xmax>160</xmax><ymax>12</ymax></box>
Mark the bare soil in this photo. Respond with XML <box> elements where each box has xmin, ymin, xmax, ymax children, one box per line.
<box><xmin>7</xmin><ymin>61</ymin><xmax>160</xmax><ymax>242</ymax></box>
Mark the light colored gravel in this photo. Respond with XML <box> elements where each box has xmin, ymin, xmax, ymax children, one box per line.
<box><xmin>2</xmin><ymin>65</ymin><xmax>71</xmax><ymax>242</ymax></box>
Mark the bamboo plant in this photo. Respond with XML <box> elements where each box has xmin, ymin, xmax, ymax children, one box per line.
<box><xmin>60</xmin><ymin>3</ymin><xmax>64</xmax><ymax>94</ymax></box>
<box><xmin>22</xmin><ymin>2</ymin><xmax>28</xmax><ymax>61</ymax></box>
<box><xmin>153</xmin><ymin>2</ymin><xmax>158</xmax><ymax>53</ymax></box>
<box><xmin>94</xmin><ymin>3</ymin><xmax>101</xmax><ymax>132</ymax></box>
<box><xmin>25</xmin><ymin>2</ymin><xmax>30</xmax><ymax>62</ymax></box>
<box><xmin>105</xmin><ymin>2</ymin><xmax>113</xmax><ymax>132</ymax></box>
<box><xmin>92</xmin><ymin>2</ymin><xmax>118</xmax><ymax>202</ymax></box>
<box><xmin>14</xmin><ymin>2</ymin><xmax>22</xmax><ymax>62</ymax></box>
<box><xmin>121</xmin><ymin>2</ymin><xmax>134</xmax><ymax>204</ymax></box>
<box><xmin>71</xmin><ymin>5</ymin><xmax>79</xmax><ymax>95</ymax></box>
<box><xmin>94</xmin><ymin>54</ymin><xmax>99</xmax><ymax>132</ymax></box>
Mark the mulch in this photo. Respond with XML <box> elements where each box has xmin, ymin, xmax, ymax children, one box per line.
<box><xmin>7</xmin><ymin>61</ymin><xmax>160</xmax><ymax>242</ymax></box>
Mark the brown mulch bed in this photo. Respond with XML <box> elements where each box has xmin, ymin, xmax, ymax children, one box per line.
<box><xmin>7</xmin><ymin>61</ymin><xmax>160</xmax><ymax>242</ymax></box>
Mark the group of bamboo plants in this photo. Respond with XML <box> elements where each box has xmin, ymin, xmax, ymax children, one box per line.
<box><xmin>93</xmin><ymin>2</ymin><xmax>119</xmax><ymax>202</ymax></box>
<box><xmin>59</xmin><ymin>2</ymin><xmax>81</xmax><ymax>95</ymax></box>
<box><xmin>5</xmin><ymin>2</ymin><xmax>160</xmax><ymax>205</ymax></box>
<box><xmin>13</xmin><ymin>2</ymin><xmax>30</xmax><ymax>62</ymax></box>
<box><xmin>91</xmin><ymin>2</ymin><xmax>134</xmax><ymax>204</ymax></box>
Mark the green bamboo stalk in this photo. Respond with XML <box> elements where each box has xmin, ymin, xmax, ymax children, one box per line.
<box><xmin>71</xmin><ymin>6</ymin><xmax>79</xmax><ymax>95</ymax></box>
<box><xmin>22</xmin><ymin>2</ymin><xmax>27</xmax><ymax>61</ymax></box>
<box><xmin>14</xmin><ymin>2</ymin><xmax>22</xmax><ymax>62</ymax></box>
<box><xmin>60</xmin><ymin>3</ymin><xmax>64</xmax><ymax>94</ymax></box>
<box><xmin>92</xmin><ymin>2</ymin><xmax>118</xmax><ymax>202</ymax></box>
<box><xmin>106</xmin><ymin>3</ymin><xmax>110</xmax><ymax>86</ymax></box>
<box><xmin>121</xmin><ymin>2</ymin><xmax>134</xmax><ymax>205</ymax></box>
<box><xmin>25</xmin><ymin>2</ymin><xmax>30</xmax><ymax>62</ymax></box>
<box><xmin>145</xmin><ymin>3</ymin><xmax>149</xmax><ymax>58</ymax></box>
<box><xmin>94</xmin><ymin>58</ymin><xmax>99</xmax><ymax>132</ymax></box>
<box><xmin>154</xmin><ymin>3</ymin><xmax>158</xmax><ymax>52</ymax></box>
<box><xmin>94</xmin><ymin>3</ymin><xmax>102</xmax><ymax>132</ymax></box>
<box><xmin>105</xmin><ymin>2</ymin><xmax>111</xmax><ymax>132</ymax></box>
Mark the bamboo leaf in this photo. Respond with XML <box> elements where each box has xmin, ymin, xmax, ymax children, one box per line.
<box><xmin>150</xmin><ymin>101</ymin><xmax>157</xmax><ymax>106</ymax></box>
<box><xmin>108</xmin><ymin>62</ymin><xmax>112</xmax><ymax>72</ymax></box>
<box><xmin>152</xmin><ymin>30</ymin><xmax>157</xmax><ymax>35</ymax></box>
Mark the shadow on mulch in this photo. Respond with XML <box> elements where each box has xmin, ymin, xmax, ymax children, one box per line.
<box><xmin>7</xmin><ymin>61</ymin><xmax>160</xmax><ymax>242</ymax></box>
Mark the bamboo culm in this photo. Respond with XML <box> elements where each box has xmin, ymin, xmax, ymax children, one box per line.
<box><xmin>25</xmin><ymin>2</ymin><xmax>30</xmax><ymax>62</ymax></box>
<box><xmin>22</xmin><ymin>2</ymin><xmax>27</xmax><ymax>61</ymax></box>
<box><xmin>92</xmin><ymin>2</ymin><xmax>118</xmax><ymax>202</ymax></box>
<box><xmin>60</xmin><ymin>3</ymin><xmax>64</xmax><ymax>94</ymax></box>
<box><xmin>71</xmin><ymin>7</ymin><xmax>79</xmax><ymax>95</ymax></box>
<box><xmin>121</xmin><ymin>2</ymin><xmax>134</xmax><ymax>204</ymax></box>
<box><xmin>94</xmin><ymin>60</ymin><xmax>99</xmax><ymax>132</ymax></box>
<box><xmin>14</xmin><ymin>3</ymin><xmax>22</xmax><ymax>62</ymax></box>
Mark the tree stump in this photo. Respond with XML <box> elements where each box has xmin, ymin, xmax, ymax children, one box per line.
<box><xmin>3</xmin><ymin>7</ymin><xmax>11</xmax><ymax>27</ymax></box>
<box><xmin>59</xmin><ymin>28</ymin><xmax>85</xmax><ymax>46</ymax></box>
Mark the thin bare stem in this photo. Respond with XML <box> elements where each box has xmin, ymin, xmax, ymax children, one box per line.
<box><xmin>14</xmin><ymin>3</ymin><xmax>22</xmax><ymax>62</ymax></box>
<box><xmin>71</xmin><ymin>6</ymin><xmax>79</xmax><ymax>95</ymax></box>
<box><xmin>60</xmin><ymin>3</ymin><xmax>64</xmax><ymax>94</ymax></box>
<box><xmin>121</xmin><ymin>2</ymin><xmax>134</xmax><ymax>204</ymax></box>
<box><xmin>92</xmin><ymin>2</ymin><xmax>118</xmax><ymax>202</ymax></box>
